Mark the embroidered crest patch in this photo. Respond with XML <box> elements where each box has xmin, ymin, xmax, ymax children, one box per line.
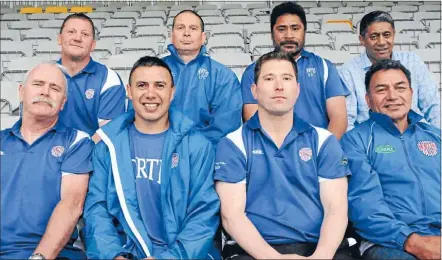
<box><xmin>417</xmin><ymin>141</ymin><xmax>438</xmax><ymax>156</ymax></box>
<box><xmin>299</xmin><ymin>147</ymin><xmax>312</xmax><ymax>162</ymax></box>
<box><xmin>306</xmin><ymin>67</ymin><xmax>316</xmax><ymax>77</ymax></box>
<box><xmin>85</xmin><ymin>89</ymin><xmax>95</xmax><ymax>99</ymax></box>
<box><xmin>197</xmin><ymin>68</ymin><xmax>209</xmax><ymax>80</ymax></box>
<box><xmin>51</xmin><ymin>146</ymin><xmax>65</xmax><ymax>157</ymax></box>
<box><xmin>171</xmin><ymin>153</ymin><xmax>179</xmax><ymax>168</ymax></box>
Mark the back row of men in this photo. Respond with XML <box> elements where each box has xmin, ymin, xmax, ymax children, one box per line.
<box><xmin>1</xmin><ymin>2</ymin><xmax>440</xmax><ymax>260</ymax></box>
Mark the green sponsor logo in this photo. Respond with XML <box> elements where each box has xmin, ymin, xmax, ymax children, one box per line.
<box><xmin>375</xmin><ymin>145</ymin><xmax>396</xmax><ymax>154</ymax></box>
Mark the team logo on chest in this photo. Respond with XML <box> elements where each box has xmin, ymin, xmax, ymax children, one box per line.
<box><xmin>306</xmin><ymin>67</ymin><xmax>316</xmax><ymax>77</ymax></box>
<box><xmin>197</xmin><ymin>68</ymin><xmax>209</xmax><ymax>80</ymax></box>
<box><xmin>51</xmin><ymin>146</ymin><xmax>65</xmax><ymax>157</ymax></box>
<box><xmin>417</xmin><ymin>141</ymin><xmax>438</xmax><ymax>156</ymax></box>
<box><xmin>85</xmin><ymin>89</ymin><xmax>95</xmax><ymax>99</ymax></box>
<box><xmin>171</xmin><ymin>153</ymin><xmax>179</xmax><ymax>168</ymax></box>
<box><xmin>299</xmin><ymin>147</ymin><xmax>312</xmax><ymax>162</ymax></box>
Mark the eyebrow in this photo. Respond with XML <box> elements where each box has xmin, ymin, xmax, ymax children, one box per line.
<box><xmin>135</xmin><ymin>80</ymin><xmax>167</xmax><ymax>85</ymax></box>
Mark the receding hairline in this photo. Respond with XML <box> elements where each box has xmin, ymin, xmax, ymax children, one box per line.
<box><xmin>24</xmin><ymin>63</ymin><xmax>69</xmax><ymax>95</ymax></box>
<box><xmin>173</xmin><ymin>10</ymin><xmax>204</xmax><ymax>30</ymax></box>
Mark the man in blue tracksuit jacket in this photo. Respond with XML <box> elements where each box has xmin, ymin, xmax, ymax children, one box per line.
<box><xmin>162</xmin><ymin>10</ymin><xmax>242</xmax><ymax>146</ymax></box>
<box><xmin>342</xmin><ymin>60</ymin><xmax>441</xmax><ymax>260</ymax></box>
<box><xmin>83</xmin><ymin>57</ymin><xmax>220</xmax><ymax>259</ymax></box>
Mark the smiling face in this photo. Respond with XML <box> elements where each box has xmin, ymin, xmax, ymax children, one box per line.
<box><xmin>252</xmin><ymin>59</ymin><xmax>300</xmax><ymax>117</ymax></box>
<box><xmin>58</xmin><ymin>18</ymin><xmax>96</xmax><ymax>61</ymax></box>
<box><xmin>272</xmin><ymin>14</ymin><xmax>305</xmax><ymax>58</ymax></box>
<box><xmin>360</xmin><ymin>22</ymin><xmax>395</xmax><ymax>63</ymax></box>
<box><xmin>127</xmin><ymin>65</ymin><xmax>175</xmax><ymax>126</ymax></box>
<box><xmin>20</xmin><ymin>64</ymin><xmax>67</xmax><ymax>119</ymax></box>
<box><xmin>171</xmin><ymin>11</ymin><xmax>206</xmax><ymax>57</ymax></box>
<box><xmin>366</xmin><ymin>68</ymin><xmax>412</xmax><ymax>122</ymax></box>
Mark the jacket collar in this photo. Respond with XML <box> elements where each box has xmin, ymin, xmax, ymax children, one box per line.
<box><xmin>369</xmin><ymin>110</ymin><xmax>424</xmax><ymax>136</ymax></box>
<box><xmin>167</xmin><ymin>44</ymin><xmax>208</xmax><ymax>65</ymax></box>
<box><xmin>272</xmin><ymin>48</ymin><xmax>311</xmax><ymax>61</ymax></box>
<box><xmin>247</xmin><ymin>111</ymin><xmax>311</xmax><ymax>135</ymax></box>
<box><xmin>362</xmin><ymin>51</ymin><xmax>399</xmax><ymax>71</ymax></box>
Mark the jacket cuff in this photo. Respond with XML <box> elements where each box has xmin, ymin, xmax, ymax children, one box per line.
<box><xmin>395</xmin><ymin>226</ymin><xmax>414</xmax><ymax>249</ymax></box>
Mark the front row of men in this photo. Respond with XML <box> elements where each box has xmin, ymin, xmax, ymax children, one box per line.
<box><xmin>1</xmin><ymin>53</ymin><xmax>440</xmax><ymax>260</ymax></box>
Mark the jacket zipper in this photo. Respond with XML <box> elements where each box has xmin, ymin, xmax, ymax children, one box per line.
<box><xmin>400</xmin><ymin>134</ymin><xmax>427</xmax><ymax>214</ymax></box>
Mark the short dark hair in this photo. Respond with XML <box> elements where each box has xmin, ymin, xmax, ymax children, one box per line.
<box><xmin>270</xmin><ymin>2</ymin><xmax>307</xmax><ymax>33</ymax></box>
<box><xmin>129</xmin><ymin>56</ymin><xmax>174</xmax><ymax>87</ymax></box>
<box><xmin>365</xmin><ymin>59</ymin><xmax>411</xmax><ymax>92</ymax></box>
<box><xmin>359</xmin><ymin>11</ymin><xmax>395</xmax><ymax>36</ymax></box>
<box><xmin>254</xmin><ymin>51</ymin><xmax>298</xmax><ymax>84</ymax></box>
<box><xmin>172</xmin><ymin>10</ymin><xmax>205</xmax><ymax>32</ymax></box>
<box><xmin>60</xmin><ymin>13</ymin><xmax>96</xmax><ymax>39</ymax></box>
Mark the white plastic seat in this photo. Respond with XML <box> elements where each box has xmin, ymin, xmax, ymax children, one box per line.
<box><xmin>1</xmin><ymin>13</ymin><xmax>26</xmax><ymax>22</ymax></box>
<box><xmin>391</xmin><ymin>5</ymin><xmax>419</xmax><ymax>13</ymax></box>
<box><xmin>389</xmin><ymin>12</ymin><xmax>414</xmax><ymax>22</ymax></box>
<box><xmin>314</xmin><ymin>50</ymin><xmax>356</xmax><ymax>68</ymax></box>
<box><xmin>413</xmin><ymin>48</ymin><xmax>442</xmax><ymax>85</ymax></box>
<box><xmin>220</xmin><ymin>4</ymin><xmax>243</xmax><ymax>12</ymax></box>
<box><xmin>252</xmin><ymin>8</ymin><xmax>271</xmax><ymax>19</ymax></box>
<box><xmin>111</xmin><ymin>2</ymin><xmax>130</xmax><ymax>9</ymax></box>
<box><xmin>309</xmin><ymin>7</ymin><xmax>336</xmax><ymax>16</ymax></box>
<box><xmin>335</xmin><ymin>33</ymin><xmax>365</xmax><ymax>54</ymax></box>
<box><xmin>247</xmin><ymin>3</ymin><xmax>268</xmax><ymax>11</ymax></box>
<box><xmin>140</xmin><ymin>11</ymin><xmax>167</xmax><ymax>22</ymax></box>
<box><xmin>22</xmin><ymin>28</ymin><xmax>58</xmax><ymax>43</ymax></box>
<box><xmin>131</xmin><ymin>2</ymin><xmax>152</xmax><ymax>8</ymax></box>
<box><xmin>318</xmin><ymin>2</ymin><xmax>343</xmax><ymax>8</ymax></box>
<box><xmin>397</xmin><ymin>1</ymin><xmax>422</xmax><ymax>6</ymax></box>
<box><xmin>337</xmin><ymin>7</ymin><xmax>364</xmax><ymax>14</ymax></box>
<box><xmin>145</xmin><ymin>5</ymin><xmax>169</xmax><ymax>12</ymax></box>
<box><xmin>418</xmin><ymin>33</ymin><xmax>441</xmax><ymax>49</ymax></box>
<box><xmin>33</xmin><ymin>41</ymin><xmax>61</xmax><ymax>61</ymax></box>
<box><xmin>99</xmin><ymin>27</ymin><xmax>131</xmax><ymax>42</ymax></box>
<box><xmin>198</xmin><ymin>9</ymin><xmax>222</xmax><ymax>17</ymax></box>
<box><xmin>418</xmin><ymin>4</ymin><xmax>442</xmax><ymax>13</ymax></box>
<box><xmin>227</xmin><ymin>16</ymin><xmax>256</xmax><ymax>25</ymax></box>
<box><xmin>224</xmin><ymin>9</ymin><xmax>250</xmax><ymax>18</ymax></box>
<box><xmin>40</xmin><ymin>19</ymin><xmax>63</xmax><ymax>29</ymax></box>
<box><xmin>393</xmin><ymin>34</ymin><xmax>418</xmax><ymax>51</ymax></box>
<box><xmin>27</xmin><ymin>13</ymin><xmax>54</xmax><ymax>21</ymax></box>
<box><xmin>103</xmin><ymin>54</ymin><xmax>142</xmax><ymax>84</ymax></box>
<box><xmin>370</xmin><ymin>1</ymin><xmax>395</xmax><ymax>7</ymax></box>
<box><xmin>210</xmin><ymin>24</ymin><xmax>244</xmax><ymax>39</ymax></box>
<box><xmin>211</xmin><ymin>53</ymin><xmax>252</xmax><ymax>80</ymax></box>
<box><xmin>414</xmin><ymin>12</ymin><xmax>441</xmax><ymax>26</ymax></box>
<box><xmin>166</xmin><ymin>17</ymin><xmax>174</xmax><ymax>28</ymax></box>
<box><xmin>244</xmin><ymin>23</ymin><xmax>271</xmax><ymax>39</ymax></box>
<box><xmin>56</xmin><ymin>13</ymin><xmax>70</xmax><ymax>20</ymax></box>
<box><xmin>0</xmin><ymin>29</ymin><xmax>21</xmax><ymax>41</ymax></box>
<box><xmin>0</xmin><ymin>81</ymin><xmax>19</xmax><ymax>115</ymax></box>
<box><xmin>136</xmin><ymin>26</ymin><xmax>167</xmax><ymax>42</ymax></box>
<box><xmin>364</xmin><ymin>6</ymin><xmax>392</xmax><ymax>13</ymax></box>
<box><xmin>305</xmin><ymin>14</ymin><xmax>321</xmax><ymax>34</ymax></box>
<box><xmin>304</xmin><ymin>34</ymin><xmax>333</xmax><ymax>52</ymax></box>
<box><xmin>95</xmin><ymin>7</ymin><xmax>118</xmax><ymax>14</ymax></box>
<box><xmin>195</xmin><ymin>4</ymin><xmax>218</xmax><ymax>11</ymax></box>
<box><xmin>345</xmin><ymin>2</ymin><xmax>371</xmax><ymax>8</ymax></box>
<box><xmin>322</xmin><ymin>22</ymin><xmax>354</xmax><ymax>38</ymax></box>
<box><xmin>170</xmin><ymin>5</ymin><xmax>193</xmax><ymax>11</ymax></box>
<box><xmin>111</xmin><ymin>11</ymin><xmax>140</xmax><ymax>21</ymax></box>
<box><xmin>202</xmin><ymin>16</ymin><xmax>225</xmax><ymax>27</ymax></box>
<box><xmin>120</xmin><ymin>38</ymin><xmax>159</xmax><ymax>56</ymax></box>
<box><xmin>395</xmin><ymin>21</ymin><xmax>429</xmax><ymax>38</ymax></box>
<box><xmin>120</xmin><ymin>6</ymin><xmax>143</xmax><ymax>14</ymax></box>
<box><xmin>0</xmin><ymin>42</ymin><xmax>33</xmax><ymax>66</ymax></box>
<box><xmin>91</xmin><ymin>39</ymin><xmax>115</xmax><ymax>62</ymax></box>
<box><xmin>9</xmin><ymin>20</ymin><xmax>39</xmax><ymax>30</ymax></box>
<box><xmin>429</xmin><ymin>20</ymin><xmax>441</xmax><ymax>33</ymax></box>
<box><xmin>136</xmin><ymin>18</ymin><xmax>164</xmax><ymax>28</ymax></box>
<box><xmin>1</xmin><ymin>57</ymin><xmax>49</xmax><ymax>82</ymax></box>
<box><xmin>87</xmin><ymin>12</ymin><xmax>111</xmax><ymax>24</ymax></box>
<box><xmin>249</xmin><ymin>34</ymin><xmax>274</xmax><ymax>57</ymax></box>
<box><xmin>296</xmin><ymin>2</ymin><xmax>319</xmax><ymax>9</ymax></box>
<box><xmin>206</xmin><ymin>35</ymin><xmax>245</xmax><ymax>54</ymax></box>
<box><xmin>103</xmin><ymin>19</ymin><xmax>133</xmax><ymax>29</ymax></box>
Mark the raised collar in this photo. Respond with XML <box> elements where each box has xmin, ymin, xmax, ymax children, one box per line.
<box><xmin>9</xmin><ymin>118</ymin><xmax>67</xmax><ymax>138</ymax></box>
<box><xmin>272</xmin><ymin>48</ymin><xmax>311</xmax><ymax>61</ymax></box>
<box><xmin>166</xmin><ymin>44</ymin><xmax>208</xmax><ymax>65</ymax></box>
<box><xmin>369</xmin><ymin>110</ymin><xmax>424</xmax><ymax>136</ymax></box>
<box><xmin>57</xmin><ymin>57</ymin><xmax>97</xmax><ymax>75</ymax></box>
<box><xmin>361</xmin><ymin>50</ymin><xmax>399</xmax><ymax>71</ymax></box>
<box><xmin>247</xmin><ymin>111</ymin><xmax>311</xmax><ymax>135</ymax></box>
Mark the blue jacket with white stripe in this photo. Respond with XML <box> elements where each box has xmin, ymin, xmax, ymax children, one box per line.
<box><xmin>83</xmin><ymin>109</ymin><xmax>220</xmax><ymax>259</ymax></box>
<box><xmin>341</xmin><ymin>110</ymin><xmax>441</xmax><ymax>250</ymax></box>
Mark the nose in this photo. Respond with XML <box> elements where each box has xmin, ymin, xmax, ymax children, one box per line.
<box><xmin>386</xmin><ymin>88</ymin><xmax>398</xmax><ymax>100</ymax></box>
<box><xmin>144</xmin><ymin>86</ymin><xmax>157</xmax><ymax>98</ymax></box>
<box><xmin>285</xmin><ymin>27</ymin><xmax>295</xmax><ymax>39</ymax></box>
<box><xmin>275</xmin><ymin>78</ymin><xmax>284</xmax><ymax>91</ymax></box>
<box><xmin>40</xmin><ymin>84</ymin><xmax>50</xmax><ymax>96</ymax></box>
<box><xmin>183</xmin><ymin>27</ymin><xmax>191</xmax><ymax>36</ymax></box>
<box><xmin>378</xmin><ymin>35</ymin><xmax>387</xmax><ymax>45</ymax></box>
<box><xmin>73</xmin><ymin>32</ymin><xmax>82</xmax><ymax>42</ymax></box>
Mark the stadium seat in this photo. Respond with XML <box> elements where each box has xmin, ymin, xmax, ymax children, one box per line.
<box><xmin>1</xmin><ymin>57</ymin><xmax>49</xmax><ymax>82</ymax></box>
<box><xmin>1</xmin><ymin>13</ymin><xmax>26</xmax><ymax>22</ymax></box>
<box><xmin>309</xmin><ymin>7</ymin><xmax>336</xmax><ymax>16</ymax></box>
<box><xmin>0</xmin><ymin>81</ymin><xmax>19</xmax><ymax>115</ymax></box>
<box><xmin>244</xmin><ymin>23</ymin><xmax>271</xmax><ymax>39</ymax></box>
<box><xmin>335</xmin><ymin>34</ymin><xmax>365</xmax><ymax>54</ymax></box>
<box><xmin>170</xmin><ymin>4</ymin><xmax>193</xmax><ymax>12</ymax></box>
<box><xmin>0</xmin><ymin>8</ymin><xmax>14</xmax><ymax>15</ymax></box>
<box><xmin>220</xmin><ymin>4</ymin><xmax>243</xmax><ymax>12</ymax></box>
<box><xmin>247</xmin><ymin>3</ymin><xmax>268</xmax><ymax>11</ymax></box>
<box><xmin>397</xmin><ymin>1</ymin><xmax>422</xmax><ymax>6</ymax></box>
<box><xmin>395</xmin><ymin>21</ymin><xmax>429</xmax><ymax>38</ymax></box>
<box><xmin>418</xmin><ymin>33</ymin><xmax>441</xmax><ymax>49</ymax></box>
<box><xmin>224</xmin><ymin>9</ymin><xmax>250</xmax><ymax>19</ymax></box>
<box><xmin>40</xmin><ymin>19</ymin><xmax>63</xmax><ymax>29</ymax></box>
<box><xmin>136</xmin><ymin>18</ymin><xmax>164</xmax><ymax>28</ymax></box>
<box><xmin>55</xmin><ymin>13</ymin><xmax>70</xmax><ymax>20</ymax></box>
<box><xmin>305</xmin><ymin>14</ymin><xmax>321</xmax><ymax>34</ymax></box>
<box><xmin>198</xmin><ymin>9</ymin><xmax>222</xmax><ymax>17</ymax></box>
<box><xmin>252</xmin><ymin>8</ymin><xmax>271</xmax><ymax>20</ymax></box>
<box><xmin>393</xmin><ymin>34</ymin><xmax>418</xmax><ymax>51</ymax></box>
<box><xmin>88</xmin><ymin>2</ymin><xmax>105</xmax><ymax>9</ymax></box>
<box><xmin>249</xmin><ymin>34</ymin><xmax>274</xmax><ymax>57</ymax></box>
<box><xmin>202</xmin><ymin>16</ymin><xmax>226</xmax><ymax>27</ymax></box>
<box><xmin>414</xmin><ymin>48</ymin><xmax>442</xmax><ymax>85</ymax></box>
<box><xmin>22</xmin><ymin>28</ymin><xmax>58</xmax><ymax>43</ymax></box>
<box><xmin>103</xmin><ymin>19</ymin><xmax>133</xmax><ymax>30</ymax></box>
<box><xmin>87</xmin><ymin>12</ymin><xmax>111</xmax><ymax>24</ymax></box>
<box><xmin>211</xmin><ymin>53</ymin><xmax>252</xmax><ymax>80</ymax></box>
<box><xmin>337</xmin><ymin>7</ymin><xmax>364</xmax><ymax>14</ymax></box>
<box><xmin>0</xmin><ymin>29</ymin><xmax>21</xmax><ymax>41</ymax></box>
<box><xmin>69</xmin><ymin>6</ymin><xmax>93</xmax><ymax>13</ymax></box>
<box><xmin>120</xmin><ymin>6</ymin><xmax>143</xmax><ymax>14</ymax></box>
<box><xmin>95</xmin><ymin>7</ymin><xmax>118</xmax><ymax>14</ymax></box>
<box><xmin>140</xmin><ymin>11</ymin><xmax>167</xmax><ymax>23</ymax></box>
<box><xmin>318</xmin><ymin>1</ymin><xmax>343</xmax><ymax>8</ymax></box>
<box><xmin>0</xmin><ymin>42</ymin><xmax>34</xmax><ymax>65</ymax></box>
<box><xmin>135</xmin><ymin>26</ymin><xmax>167</xmax><ymax>41</ymax></box>
<box><xmin>364</xmin><ymin>6</ymin><xmax>392</xmax><ymax>13</ymax></box>
<box><xmin>0</xmin><ymin>115</ymin><xmax>20</xmax><ymax>130</ymax></box>
<box><xmin>429</xmin><ymin>20</ymin><xmax>441</xmax><ymax>33</ymax></box>
<box><xmin>44</xmin><ymin>6</ymin><xmax>68</xmax><ymax>14</ymax></box>
<box><xmin>345</xmin><ymin>2</ymin><xmax>371</xmax><ymax>8</ymax></box>
<box><xmin>206</xmin><ymin>35</ymin><xmax>246</xmax><ymax>54</ymax></box>
<box><xmin>414</xmin><ymin>12</ymin><xmax>441</xmax><ymax>26</ymax></box>
<box><xmin>91</xmin><ymin>39</ymin><xmax>115</xmax><ymax>62</ymax></box>
<box><xmin>27</xmin><ymin>13</ymin><xmax>54</xmax><ymax>21</ymax></box>
<box><xmin>103</xmin><ymin>53</ymin><xmax>141</xmax><ymax>85</ymax></box>
<box><xmin>131</xmin><ymin>2</ymin><xmax>152</xmax><ymax>9</ymax></box>
<box><xmin>120</xmin><ymin>38</ymin><xmax>159</xmax><ymax>56</ymax></box>
<box><xmin>227</xmin><ymin>16</ymin><xmax>256</xmax><ymax>25</ymax></box>
<box><xmin>370</xmin><ymin>1</ymin><xmax>395</xmax><ymax>7</ymax></box>
<box><xmin>99</xmin><ymin>27</ymin><xmax>132</xmax><ymax>42</ymax></box>
<box><xmin>195</xmin><ymin>4</ymin><xmax>218</xmax><ymax>11</ymax></box>
<box><xmin>389</xmin><ymin>12</ymin><xmax>414</xmax><ymax>22</ymax></box>
<box><xmin>0</xmin><ymin>22</ymin><xmax>8</xmax><ymax>30</ymax></box>
<box><xmin>19</xmin><ymin>7</ymin><xmax>43</xmax><ymax>14</ymax></box>
<box><xmin>322</xmin><ymin>14</ymin><xmax>353</xmax><ymax>24</ymax></box>
<box><xmin>145</xmin><ymin>5</ymin><xmax>169</xmax><ymax>12</ymax></box>
<box><xmin>166</xmin><ymin>17</ymin><xmax>174</xmax><ymax>28</ymax></box>
<box><xmin>112</xmin><ymin>11</ymin><xmax>140</xmax><ymax>21</ymax></box>
<box><xmin>391</xmin><ymin>5</ymin><xmax>419</xmax><ymax>13</ymax></box>
<box><xmin>304</xmin><ymin>34</ymin><xmax>334</xmax><ymax>52</ymax></box>
<box><xmin>33</xmin><ymin>41</ymin><xmax>60</xmax><ymax>61</ymax></box>
<box><xmin>210</xmin><ymin>24</ymin><xmax>244</xmax><ymax>39</ymax></box>
<box><xmin>322</xmin><ymin>22</ymin><xmax>354</xmax><ymax>39</ymax></box>
<box><xmin>314</xmin><ymin>50</ymin><xmax>356</xmax><ymax>68</ymax></box>
<box><xmin>154</xmin><ymin>1</ymin><xmax>175</xmax><ymax>8</ymax></box>
<box><xmin>296</xmin><ymin>2</ymin><xmax>319</xmax><ymax>9</ymax></box>
<box><xmin>418</xmin><ymin>4</ymin><xmax>442</xmax><ymax>13</ymax></box>
<box><xmin>9</xmin><ymin>20</ymin><xmax>39</xmax><ymax>30</ymax></box>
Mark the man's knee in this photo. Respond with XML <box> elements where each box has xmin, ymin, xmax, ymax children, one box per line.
<box><xmin>364</xmin><ymin>245</ymin><xmax>416</xmax><ymax>260</ymax></box>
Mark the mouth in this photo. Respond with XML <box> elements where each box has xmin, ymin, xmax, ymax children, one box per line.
<box><xmin>142</xmin><ymin>103</ymin><xmax>160</xmax><ymax>111</ymax></box>
<box><xmin>69</xmin><ymin>44</ymin><xmax>83</xmax><ymax>48</ymax></box>
<box><xmin>384</xmin><ymin>104</ymin><xmax>402</xmax><ymax>109</ymax></box>
<box><xmin>375</xmin><ymin>48</ymin><xmax>388</xmax><ymax>54</ymax></box>
<box><xmin>272</xmin><ymin>96</ymin><xmax>287</xmax><ymax>100</ymax></box>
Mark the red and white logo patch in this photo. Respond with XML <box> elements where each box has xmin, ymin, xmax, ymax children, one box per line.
<box><xmin>417</xmin><ymin>141</ymin><xmax>438</xmax><ymax>156</ymax></box>
<box><xmin>51</xmin><ymin>146</ymin><xmax>65</xmax><ymax>157</ymax></box>
<box><xmin>85</xmin><ymin>89</ymin><xmax>95</xmax><ymax>99</ymax></box>
<box><xmin>171</xmin><ymin>153</ymin><xmax>179</xmax><ymax>168</ymax></box>
<box><xmin>299</xmin><ymin>147</ymin><xmax>312</xmax><ymax>162</ymax></box>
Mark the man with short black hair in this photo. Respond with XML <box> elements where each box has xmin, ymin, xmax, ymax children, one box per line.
<box><xmin>83</xmin><ymin>56</ymin><xmax>220</xmax><ymax>260</ymax></box>
<box><xmin>241</xmin><ymin>2</ymin><xmax>350</xmax><ymax>140</ymax></box>
<box><xmin>57</xmin><ymin>13</ymin><xmax>126</xmax><ymax>141</ymax></box>
<box><xmin>342</xmin><ymin>59</ymin><xmax>441</xmax><ymax>260</ymax></box>
<box><xmin>162</xmin><ymin>10</ymin><xmax>242</xmax><ymax>146</ymax></box>
<box><xmin>1</xmin><ymin>63</ymin><xmax>94</xmax><ymax>259</ymax></box>
<box><xmin>339</xmin><ymin>11</ymin><xmax>440</xmax><ymax>130</ymax></box>
<box><xmin>216</xmin><ymin>51</ymin><xmax>351</xmax><ymax>260</ymax></box>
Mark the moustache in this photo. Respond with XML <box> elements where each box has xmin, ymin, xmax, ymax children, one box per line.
<box><xmin>280</xmin><ymin>41</ymin><xmax>299</xmax><ymax>47</ymax></box>
<box><xmin>31</xmin><ymin>96</ymin><xmax>55</xmax><ymax>108</ymax></box>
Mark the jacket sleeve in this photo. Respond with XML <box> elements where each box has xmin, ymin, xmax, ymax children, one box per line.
<box><xmin>201</xmin><ymin>67</ymin><xmax>242</xmax><ymax>146</ymax></box>
<box><xmin>157</xmin><ymin>136</ymin><xmax>220</xmax><ymax>259</ymax></box>
<box><xmin>83</xmin><ymin>142</ymin><xmax>131</xmax><ymax>259</ymax></box>
<box><xmin>341</xmin><ymin>132</ymin><xmax>414</xmax><ymax>250</ymax></box>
